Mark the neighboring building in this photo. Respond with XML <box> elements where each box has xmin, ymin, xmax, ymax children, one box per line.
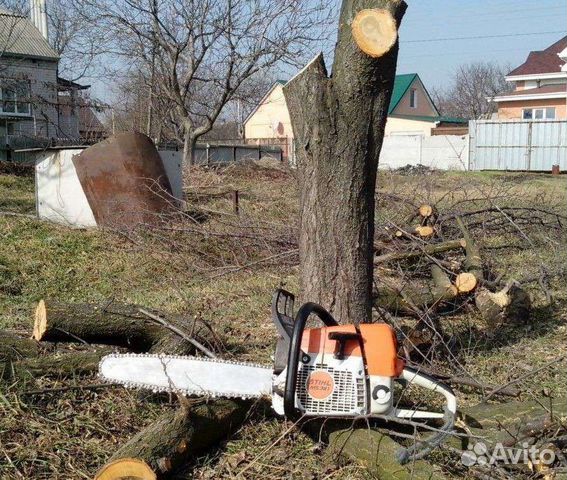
<box><xmin>243</xmin><ymin>74</ymin><xmax>466</xmax><ymax>158</ymax></box>
<box><xmin>0</xmin><ymin>5</ymin><xmax>103</xmax><ymax>160</ymax></box>
<box><xmin>384</xmin><ymin>73</ymin><xmax>467</xmax><ymax>136</ymax></box>
<box><xmin>492</xmin><ymin>36</ymin><xmax>567</xmax><ymax>120</ymax></box>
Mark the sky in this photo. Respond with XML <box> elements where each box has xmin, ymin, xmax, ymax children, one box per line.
<box><xmin>87</xmin><ymin>0</ymin><xmax>567</xmax><ymax>104</ymax></box>
<box><xmin>395</xmin><ymin>0</ymin><xmax>567</xmax><ymax>90</ymax></box>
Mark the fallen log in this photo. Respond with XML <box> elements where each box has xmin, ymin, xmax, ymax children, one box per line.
<box><xmin>6</xmin><ymin>350</ymin><xmax>107</xmax><ymax>380</ymax></box>
<box><xmin>374</xmin><ymin>238</ymin><xmax>465</xmax><ymax>264</ymax></box>
<box><xmin>324</xmin><ymin>423</ymin><xmax>447</xmax><ymax>479</ymax></box>
<box><xmin>374</xmin><ymin>266</ymin><xmax>458</xmax><ymax>317</ymax></box>
<box><xmin>96</xmin><ymin>400</ymin><xmax>250</xmax><ymax>480</ymax></box>
<box><xmin>33</xmin><ymin>300</ymin><xmax>211</xmax><ymax>354</ymax></box>
<box><xmin>0</xmin><ymin>331</ymin><xmax>39</xmax><ymax>361</ymax></box>
<box><xmin>455</xmin><ymin>217</ymin><xmax>483</xmax><ymax>281</ymax></box>
<box><xmin>454</xmin><ymin>272</ymin><xmax>477</xmax><ymax>294</ymax></box>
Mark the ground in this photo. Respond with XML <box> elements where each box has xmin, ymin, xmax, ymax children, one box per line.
<box><xmin>0</xmin><ymin>164</ymin><xmax>565</xmax><ymax>479</ymax></box>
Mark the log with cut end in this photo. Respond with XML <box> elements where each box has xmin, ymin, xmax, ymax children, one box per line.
<box><xmin>414</xmin><ymin>225</ymin><xmax>435</xmax><ymax>238</ymax></box>
<box><xmin>352</xmin><ymin>9</ymin><xmax>398</xmax><ymax>58</ymax></box>
<box><xmin>374</xmin><ymin>238</ymin><xmax>465</xmax><ymax>264</ymax></box>
<box><xmin>454</xmin><ymin>272</ymin><xmax>478</xmax><ymax>294</ymax></box>
<box><xmin>456</xmin><ymin>217</ymin><xmax>483</xmax><ymax>280</ymax></box>
<box><xmin>94</xmin><ymin>458</ymin><xmax>156</xmax><ymax>480</ymax></box>
<box><xmin>374</xmin><ymin>266</ymin><xmax>458</xmax><ymax>317</ymax></box>
<box><xmin>33</xmin><ymin>300</ymin><xmax>211</xmax><ymax>354</ymax></box>
<box><xmin>419</xmin><ymin>204</ymin><xmax>434</xmax><ymax>219</ymax></box>
<box><xmin>96</xmin><ymin>400</ymin><xmax>250</xmax><ymax>479</ymax></box>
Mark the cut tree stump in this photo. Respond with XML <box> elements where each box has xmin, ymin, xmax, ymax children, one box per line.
<box><xmin>456</xmin><ymin>217</ymin><xmax>483</xmax><ymax>281</ymax></box>
<box><xmin>475</xmin><ymin>283</ymin><xmax>531</xmax><ymax>328</ymax></box>
<box><xmin>97</xmin><ymin>400</ymin><xmax>250</xmax><ymax>479</ymax></box>
<box><xmin>33</xmin><ymin>300</ymin><xmax>210</xmax><ymax>354</ymax></box>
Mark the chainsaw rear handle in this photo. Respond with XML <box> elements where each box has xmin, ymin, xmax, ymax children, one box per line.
<box><xmin>396</xmin><ymin>367</ymin><xmax>457</xmax><ymax>464</ymax></box>
<box><xmin>284</xmin><ymin>302</ymin><xmax>338</xmax><ymax>419</ymax></box>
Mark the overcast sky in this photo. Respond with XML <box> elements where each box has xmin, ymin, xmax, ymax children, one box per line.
<box><xmin>396</xmin><ymin>0</ymin><xmax>566</xmax><ymax>89</ymax></box>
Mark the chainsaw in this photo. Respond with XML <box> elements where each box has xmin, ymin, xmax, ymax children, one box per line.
<box><xmin>99</xmin><ymin>289</ymin><xmax>457</xmax><ymax>464</ymax></box>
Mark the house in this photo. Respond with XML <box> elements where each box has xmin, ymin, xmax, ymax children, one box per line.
<box><xmin>492</xmin><ymin>36</ymin><xmax>567</xmax><ymax>120</ymax></box>
<box><xmin>384</xmin><ymin>73</ymin><xmax>467</xmax><ymax>136</ymax></box>
<box><xmin>243</xmin><ymin>75</ymin><xmax>466</xmax><ymax>159</ymax></box>
<box><xmin>0</xmin><ymin>5</ymin><xmax>103</xmax><ymax>160</ymax></box>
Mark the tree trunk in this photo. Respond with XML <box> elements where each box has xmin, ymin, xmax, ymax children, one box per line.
<box><xmin>183</xmin><ymin>129</ymin><xmax>197</xmax><ymax>167</ymax></box>
<box><xmin>283</xmin><ymin>0</ymin><xmax>407</xmax><ymax>324</ymax></box>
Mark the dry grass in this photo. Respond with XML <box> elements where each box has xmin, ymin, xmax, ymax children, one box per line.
<box><xmin>0</xmin><ymin>163</ymin><xmax>566</xmax><ymax>479</ymax></box>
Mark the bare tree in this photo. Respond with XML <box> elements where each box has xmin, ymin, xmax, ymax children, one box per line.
<box><xmin>47</xmin><ymin>0</ymin><xmax>104</xmax><ymax>82</ymax></box>
<box><xmin>432</xmin><ymin>61</ymin><xmax>512</xmax><ymax>120</ymax></box>
<box><xmin>75</xmin><ymin>0</ymin><xmax>333</xmax><ymax>165</ymax></box>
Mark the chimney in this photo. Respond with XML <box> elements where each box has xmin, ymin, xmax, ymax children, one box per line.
<box><xmin>30</xmin><ymin>0</ymin><xmax>49</xmax><ymax>40</ymax></box>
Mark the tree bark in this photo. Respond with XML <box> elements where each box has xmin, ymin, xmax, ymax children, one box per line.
<box><xmin>5</xmin><ymin>350</ymin><xmax>107</xmax><ymax>380</ymax></box>
<box><xmin>283</xmin><ymin>0</ymin><xmax>407</xmax><ymax>324</ymax></box>
<box><xmin>0</xmin><ymin>331</ymin><xmax>39</xmax><ymax>361</ymax></box>
<box><xmin>374</xmin><ymin>238</ymin><xmax>466</xmax><ymax>264</ymax></box>
<box><xmin>183</xmin><ymin>129</ymin><xmax>197</xmax><ymax>167</ymax></box>
<box><xmin>33</xmin><ymin>300</ymin><xmax>211</xmax><ymax>354</ymax></box>
<box><xmin>96</xmin><ymin>400</ymin><xmax>250</xmax><ymax>479</ymax></box>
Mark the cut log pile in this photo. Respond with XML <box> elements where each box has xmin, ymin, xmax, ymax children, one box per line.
<box><xmin>373</xmin><ymin>204</ymin><xmax>531</xmax><ymax>331</ymax></box>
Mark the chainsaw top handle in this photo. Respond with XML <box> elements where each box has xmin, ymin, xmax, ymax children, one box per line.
<box><xmin>284</xmin><ymin>302</ymin><xmax>338</xmax><ymax>419</ymax></box>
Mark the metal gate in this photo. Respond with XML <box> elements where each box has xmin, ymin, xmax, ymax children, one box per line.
<box><xmin>469</xmin><ymin>119</ymin><xmax>567</xmax><ymax>171</ymax></box>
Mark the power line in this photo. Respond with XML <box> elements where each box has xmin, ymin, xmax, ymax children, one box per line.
<box><xmin>401</xmin><ymin>30</ymin><xmax>566</xmax><ymax>44</ymax></box>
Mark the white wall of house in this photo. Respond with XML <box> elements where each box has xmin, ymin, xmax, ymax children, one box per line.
<box><xmin>379</xmin><ymin>135</ymin><xmax>469</xmax><ymax>170</ymax></box>
<box><xmin>384</xmin><ymin>117</ymin><xmax>436</xmax><ymax>136</ymax></box>
<box><xmin>244</xmin><ymin>84</ymin><xmax>293</xmax><ymax>140</ymax></box>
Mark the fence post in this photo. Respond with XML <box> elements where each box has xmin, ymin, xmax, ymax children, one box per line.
<box><xmin>526</xmin><ymin>121</ymin><xmax>533</xmax><ymax>171</ymax></box>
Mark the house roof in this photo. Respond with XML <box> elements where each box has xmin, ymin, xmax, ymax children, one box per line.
<box><xmin>0</xmin><ymin>10</ymin><xmax>59</xmax><ymax>60</ymax></box>
<box><xmin>493</xmin><ymin>83</ymin><xmax>566</xmax><ymax>102</ymax></box>
<box><xmin>388</xmin><ymin>73</ymin><xmax>418</xmax><ymax>114</ymax></box>
<box><xmin>508</xmin><ymin>35</ymin><xmax>567</xmax><ymax>76</ymax></box>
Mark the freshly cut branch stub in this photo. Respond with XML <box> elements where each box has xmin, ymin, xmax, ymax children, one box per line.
<box><xmin>455</xmin><ymin>272</ymin><xmax>477</xmax><ymax>293</ymax></box>
<box><xmin>414</xmin><ymin>225</ymin><xmax>434</xmax><ymax>238</ymax></box>
<box><xmin>419</xmin><ymin>204</ymin><xmax>434</xmax><ymax>218</ymax></box>
<box><xmin>95</xmin><ymin>458</ymin><xmax>156</xmax><ymax>480</ymax></box>
<box><xmin>352</xmin><ymin>9</ymin><xmax>398</xmax><ymax>58</ymax></box>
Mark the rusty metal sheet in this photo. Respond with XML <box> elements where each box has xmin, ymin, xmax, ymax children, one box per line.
<box><xmin>73</xmin><ymin>132</ymin><xmax>175</xmax><ymax>227</ymax></box>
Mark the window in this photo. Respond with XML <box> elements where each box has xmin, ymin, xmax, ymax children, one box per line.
<box><xmin>6</xmin><ymin>121</ymin><xmax>20</xmax><ymax>135</ymax></box>
<box><xmin>522</xmin><ymin>107</ymin><xmax>555</xmax><ymax>120</ymax></box>
<box><xmin>409</xmin><ymin>88</ymin><xmax>417</xmax><ymax>108</ymax></box>
<box><xmin>0</xmin><ymin>80</ymin><xmax>31</xmax><ymax>116</ymax></box>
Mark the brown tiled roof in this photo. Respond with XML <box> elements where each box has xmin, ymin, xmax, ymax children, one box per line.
<box><xmin>498</xmin><ymin>84</ymin><xmax>566</xmax><ymax>98</ymax></box>
<box><xmin>508</xmin><ymin>35</ymin><xmax>567</xmax><ymax>76</ymax></box>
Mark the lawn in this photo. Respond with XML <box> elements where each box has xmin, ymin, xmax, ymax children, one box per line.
<box><xmin>0</xmin><ymin>164</ymin><xmax>565</xmax><ymax>479</ymax></box>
